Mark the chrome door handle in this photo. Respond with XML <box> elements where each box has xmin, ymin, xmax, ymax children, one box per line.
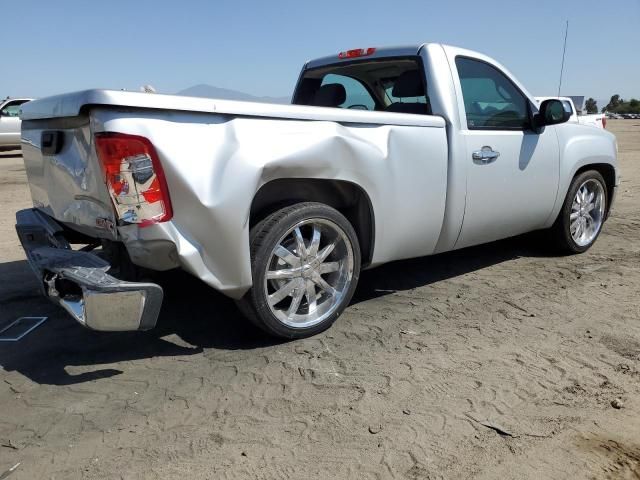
<box><xmin>472</xmin><ymin>146</ymin><xmax>500</xmax><ymax>164</ymax></box>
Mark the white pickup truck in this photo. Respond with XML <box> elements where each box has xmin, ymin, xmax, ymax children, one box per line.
<box><xmin>535</xmin><ymin>96</ymin><xmax>607</xmax><ymax>129</ymax></box>
<box><xmin>16</xmin><ymin>43</ymin><xmax>618</xmax><ymax>339</ymax></box>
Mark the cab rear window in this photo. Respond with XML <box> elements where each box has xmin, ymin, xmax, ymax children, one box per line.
<box><xmin>320</xmin><ymin>74</ymin><xmax>375</xmax><ymax>111</ymax></box>
<box><xmin>293</xmin><ymin>58</ymin><xmax>432</xmax><ymax>115</ymax></box>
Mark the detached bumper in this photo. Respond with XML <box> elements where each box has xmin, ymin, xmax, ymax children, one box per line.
<box><xmin>15</xmin><ymin>209</ymin><xmax>162</xmax><ymax>331</ymax></box>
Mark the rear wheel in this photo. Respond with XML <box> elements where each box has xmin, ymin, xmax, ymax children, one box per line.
<box><xmin>238</xmin><ymin>202</ymin><xmax>361</xmax><ymax>339</ymax></box>
<box><xmin>551</xmin><ymin>170</ymin><xmax>607</xmax><ymax>253</ymax></box>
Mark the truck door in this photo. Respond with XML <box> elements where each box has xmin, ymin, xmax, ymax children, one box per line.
<box><xmin>453</xmin><ymin>56</ymin><xmax>560</xmax><ymax>249</ymax></box>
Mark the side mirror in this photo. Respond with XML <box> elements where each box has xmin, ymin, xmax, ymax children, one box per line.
<box><xmin>533</xmin><ymin>99</ymin><xmax>570</xmax><ymax>131</ymax></box>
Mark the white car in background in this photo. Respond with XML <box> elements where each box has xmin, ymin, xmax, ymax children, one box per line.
<box><xmin>0</xmin><ymin>97</ymin><xmax>33</xmax><ymax>151</ymax></box>
<box><xmin>536</xmin><ymin>96</ymin><xmax>606</xmax><ymax>129</ymax></box>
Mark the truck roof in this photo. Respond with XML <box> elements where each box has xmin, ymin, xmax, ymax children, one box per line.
<box><xmin>304</xmin><ymin>43</ymin><xmax>496</xmax><ymax>70</ymax></box>
<box><xmin>305</xmin><ymin>44</ymin><xmax>427</xmax><ymax>69</ymax></box>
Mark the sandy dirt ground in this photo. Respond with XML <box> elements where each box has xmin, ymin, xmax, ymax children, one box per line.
<box><xmin>0</xmin><ymin>120</ymin><xmax>639</xmax><ymax>479</ymax></box>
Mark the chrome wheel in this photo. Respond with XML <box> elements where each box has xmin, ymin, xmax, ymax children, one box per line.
<box><xmin>263</xmin><ymin>218</ymin><xmax>354</xmax><ymax>328</ymax></box>
<box><xmin>570</xmin><ymin>179</ymin><xmax>605</xmax><ymax>247</ymax></box>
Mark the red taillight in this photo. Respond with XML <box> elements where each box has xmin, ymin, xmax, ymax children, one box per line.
<box><xmin>95</xmin><ymin>132</ymin><xmax>173</xmax><ymax>227</ymax></box>
<box><xmin>602</xmin><ymin>117</ymin><xmax>607</xmax><ymax>129</ymax></box>
<box><xmin>338</xmin><ymin>47</ymin><xmax>376</xmax><ymax>59</ymax></box>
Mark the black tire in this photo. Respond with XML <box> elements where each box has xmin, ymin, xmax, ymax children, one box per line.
<box><xmin>551</xmin><ymin>170</ymin><xmax>608</xmax><ymax>253</ymax></box>
<box><xmin>237</xmin><ymin>202</ymin><xmax>361</xmax><ymax>339</ymax></box>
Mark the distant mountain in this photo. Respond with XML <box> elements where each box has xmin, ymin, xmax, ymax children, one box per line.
<box><xmin>177</xmin><ymin>84</ymin><xmax>290</xmax><ymax>104</ymax></box>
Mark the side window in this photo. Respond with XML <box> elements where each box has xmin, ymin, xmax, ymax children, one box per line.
<box><xmin>321</xmin><ymin>74</ymin><xmax>375</xmax><ymax>111</ymax></box>
<box><xmin>0</xmin><ymin>100</ymin><xmax>27</xmax><ymax>117</ymax></box>
<box><xmin>455</xmin><ymin>57</ymin><xmax>529</xmax><ymax>130</ymax></box>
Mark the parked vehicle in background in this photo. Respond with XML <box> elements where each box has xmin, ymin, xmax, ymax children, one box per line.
<box><xmin>0</xmin><ymin>97</ymin><xmax>33</xmax><ymax>150</ymax></box>
<box><xmin>535</xmin><ymin>96</ymin><xmax>607</xmax><ymax>129</ymax></box>
<box><xmin>16</xmin><ymin>44</ymin><xmax>619</xmax><ymax>339</ymax></box>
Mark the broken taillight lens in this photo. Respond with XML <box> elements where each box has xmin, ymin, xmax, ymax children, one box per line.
<box><xmin>94</xmin><ymin>132</ymin><xmax>173</xmax><ymax>227</ymax></box>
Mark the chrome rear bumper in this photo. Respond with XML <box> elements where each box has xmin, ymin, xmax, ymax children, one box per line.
<box><xmin>15</xmin><ymin>209</ymin><xmax>162</xmax><ymax>331</ymax></box>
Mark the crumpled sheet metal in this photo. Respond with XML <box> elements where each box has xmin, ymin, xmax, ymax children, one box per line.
<box><xmin>96</xmin><ymin>108</ymin><xmax>449</xmax><ymax>298</ymax></box>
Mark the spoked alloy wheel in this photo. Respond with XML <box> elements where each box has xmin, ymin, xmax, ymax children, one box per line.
<box><xmin>552</xmin><ymin>170</ymin><xmax>608</xmax><ymax>253</ymax></box>
<box><xmin>570</xmin><ymin>179</ymin><xmax>605</xmax><ymax>247</ymax></box>
<box><xmin>239</xmin><ymin>202</ymin><xmax>361</xmax><ymax>339</ymax></box>
<box><xmin>265</xmin><ymin>219</ymin><xmax>354</xmax><ymax>328</ymax></box>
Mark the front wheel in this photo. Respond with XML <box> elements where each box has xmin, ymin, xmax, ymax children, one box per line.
<box><xmin>551</xmin><ymin>170</ymin><xmax>608</xmax><ymax>253</ymax></box>
<box><xmin>238</xmin><ymin>202</ymin><xmax>361</xmax><ymax>339</ymax></box>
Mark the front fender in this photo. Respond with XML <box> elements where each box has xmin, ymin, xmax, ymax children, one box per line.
<box><xmin>544</xmin><ymin>124</ymin><xmax>618</xmax><ymax>227</ymax></box>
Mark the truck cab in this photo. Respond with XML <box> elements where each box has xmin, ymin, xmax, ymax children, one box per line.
<box><xmin>293</xmin><ymin>44</ymin><xmax>609</xmax><ymax>251</ymax></box>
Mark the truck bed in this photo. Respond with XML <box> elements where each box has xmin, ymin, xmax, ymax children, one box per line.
<box><xmin>19</xmin><ymin>90</ymin><xmax>449</xmax><ymax>299</ymax></box>
<box><xmin>20</xmin><ymin>89</ymin><xmax>445</xmax><ymax>127</ymax></box>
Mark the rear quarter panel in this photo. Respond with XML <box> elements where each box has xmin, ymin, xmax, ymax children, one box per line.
<box><xmin>91</xmin><ymin>108</ymin><xmax>449</xmax><ymax>297</ymax></box>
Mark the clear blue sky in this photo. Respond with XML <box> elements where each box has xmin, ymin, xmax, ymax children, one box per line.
<box><xmin>1</xmin><ymin>0</ymin><xmax>638</xmax><ymax>105</ymax></box>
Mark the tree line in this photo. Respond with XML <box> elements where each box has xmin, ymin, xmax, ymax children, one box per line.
<box><xmin>584</xmin><ymin>95</ymin><xmax>640</xmax><ymax>114</ymax></box>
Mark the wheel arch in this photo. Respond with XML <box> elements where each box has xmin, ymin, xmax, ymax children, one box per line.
<box><xmin>250</xmin><ymin>178</ymin><xmax>375</xmax><ymax>267</ymax></box>
<box><xmin>573</xmin><ymin>163</ymin><xmax>616</xmax><ymax>217</ymax></box>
